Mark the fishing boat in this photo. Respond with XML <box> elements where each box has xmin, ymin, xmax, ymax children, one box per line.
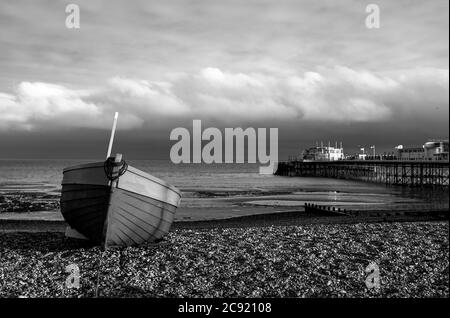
<box><xmin>60</xmin><ymin>113</ymin><xmax>182</xmax><ymax>247</ymax></box>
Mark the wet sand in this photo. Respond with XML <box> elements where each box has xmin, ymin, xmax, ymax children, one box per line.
<box><xmin>1</xmin><ymin>186</ymin><xmax>447</xmax><ymax>222</ymax></box>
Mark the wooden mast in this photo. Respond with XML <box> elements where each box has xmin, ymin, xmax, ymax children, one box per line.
<box><xmin>106</xmin><ymin>112</ymin><xmax>119</xmax><ymax>159</ymax></box>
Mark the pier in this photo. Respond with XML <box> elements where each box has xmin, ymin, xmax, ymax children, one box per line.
<box><xmin>275</xmin><ymin>160</ymin><xmax>449</xmax><ymax>187</ymax></box>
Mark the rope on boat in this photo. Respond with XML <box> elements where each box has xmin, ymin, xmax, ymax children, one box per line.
<box><xmin>104</xmin><ymin>157</ymin><xmax>128</xmax><ymax>182</ymax></box>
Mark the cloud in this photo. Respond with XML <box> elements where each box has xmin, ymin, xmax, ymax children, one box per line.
<box><xmin>1</xmin><ymin>0</ymin><xmax>448</xmax><ymax>91</ymax></box>
<box><xmin>0</xmin><ymin>82</ymin><xmax>142</xmax><ymax>130</ymax></box>
<box><xmin>102</xmin><ymin>77</ymin><xmax>192</xmax><ymax>122</ymax></box>
<box><xmin>0</xmin><ymin>66</ymin><xmax>448</xmax><ymax>131</ymax></box>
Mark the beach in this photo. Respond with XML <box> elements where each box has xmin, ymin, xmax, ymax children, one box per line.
<box><xmin>0</xmin><ymin>159</ymin><xmax>448</xmax><ymax>298</ymax></box>
<box><xmin>0</xmin><ymin>221</ymin><xmax>448</xmax><ymax>298</ymax></box>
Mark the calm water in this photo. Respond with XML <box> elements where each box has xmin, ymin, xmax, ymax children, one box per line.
<box><xmin>0</xmin><ymin>158</ymin><xmax>415</xmax><ymax>192</ymax></box>
<box><xmin>0</xmin><ymin>159</ymin><xmax>448</xmax><ymax>211</ymax></box>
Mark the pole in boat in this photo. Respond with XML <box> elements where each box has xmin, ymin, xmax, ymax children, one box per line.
<box><xmin>106</xmin><ymin>112</ymin><xmax>119</xmax><ymax>159</ymax></box>
<box><xmin>97</xmin><ymin>112</ymin><xmax>119</xmax><ymax>297</ymax></box>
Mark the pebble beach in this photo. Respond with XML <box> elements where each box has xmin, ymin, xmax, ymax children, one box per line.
<box><xmin>0</xmin><ymin>221</ymin><xmax>448</xmax><ymax>298</ymax></box>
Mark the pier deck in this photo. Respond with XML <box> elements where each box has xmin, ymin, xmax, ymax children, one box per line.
<box><xmin>275</xmin><ymin>160</ymin><xmax>449</xmax><ymax>187</ymax></box>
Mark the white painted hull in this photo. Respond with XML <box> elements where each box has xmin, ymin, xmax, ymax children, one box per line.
<box><xmin>60</xmin><ymin>162</ymin><xmax>182</xmax><ymax>246</ymax></box>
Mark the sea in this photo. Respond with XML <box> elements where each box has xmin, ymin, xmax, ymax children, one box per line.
<box><xmin>0</xmin><ymin>159</ymin><xmax>448</xmax><ymax>217</ymax></box>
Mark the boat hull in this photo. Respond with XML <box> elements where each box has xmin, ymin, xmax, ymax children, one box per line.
<box><xmin>60</xmin><ymin>161</ymin><xmax>181</xmax><ymax>246</ymax></box>
<box><xmin>60</xmin><ymin>184</ymin><xmax>110</xmax><ymax>243</ymax></box>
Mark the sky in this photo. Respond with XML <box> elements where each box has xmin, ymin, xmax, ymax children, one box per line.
<box><xmin>0</xmin><ymin>0</ymin><xmax>448</xmax><ymax>159</ymax></box>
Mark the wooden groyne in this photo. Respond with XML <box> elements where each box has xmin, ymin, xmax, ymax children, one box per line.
<box><xmin>304</xmin><ymin>203</ymin><xmax>351</xmax><ymax>216</ymax></box>
<box><xmin>275</xmin><ymin>160</ymin><xmax>449</xmax><ymax>187</ymax></box>
<box><xmin>303</xmin><ymin>203</ymin><xmax>448</xmax><ymax>221</ymax></box>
